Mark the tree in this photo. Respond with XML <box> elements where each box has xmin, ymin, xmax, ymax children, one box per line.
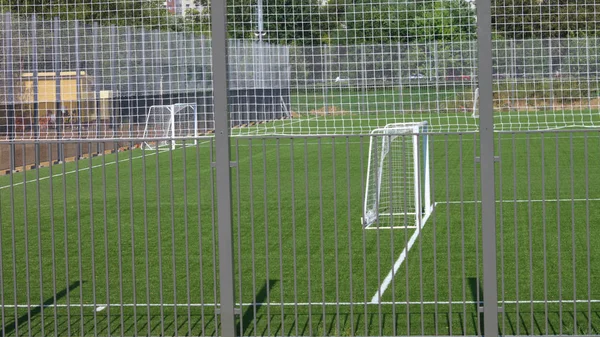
<box><xmin>332</xmin><ymin>0</ymin><xmax>475</xmax><ymax>44</ymax></box>
<box><xmin>492</xmin><ymin>0</ymin><xmax>600</xmax><ymax>39</ymax></box>
<box><xmin>187</xmin><ymin>0</ymin><xmax>342</xmax><ymax>45</ymax></box>
<box><xmin>408</xmin><ymin>0</ymin><xmax>476</xmax><ymax>42</ymax></box>
<box><xmin>0</xmin><ymin>0</ymin><xmax>183</xmax><ymax>31</ymax></box>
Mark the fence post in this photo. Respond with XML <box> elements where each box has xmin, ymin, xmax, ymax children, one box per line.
<box><xmin>548</xmin><ymin>38</ymin><xmax>554</xmax><ymax>111</ymax></box>
<box><xmin>54</xmin><ymin>16</ymin><xmax>64</xmax><ymax>163</ymax></box>
<box><xmin>141</xmin><ymin>29</ymin><xmax>147</xmax><ymax>139</ymax></box>
<box><xmin>4</xmin><ymin>13</ymin><xmax>15</xmax><ymax>172</ymax></box>
<box><xmin>92</xmin><ymin>22</ymin><xmax>101</xmax><ymax>152</ymax></box>
<box><xmin>433</xmin><ymin>40</ymin><xmax>440</xmax><ymax>113</ymax></box>
<box><xmin>510</xmin><ymin>40</ymin><xmax>516</xmax><ymax>110</ymax></box>
<box><xmin>398</xmin><ymin>43</ymin><xmax>403</xmax><ymax>113</ymax></box>
<box><xmin>211</xmin><ymin>1</ymin><xmax>237</xmax><ymax>337</ymax></box>
<box><xmin>75</xmin><ymin>20</ymin><xmax>82</xmax><ymax>157</ymax></box>
<box><xmin>586</xmin><ymin>37</ymin><xmax>593</xmax><ymax>111</ymax></box>
<box><xmin>322</xmin><ymin>44</ymin><xmax>328</xmax><ymax>115</ymax></box>
<box><xmin>32</xmin><ymin>15</ymin><xmax>39</xmax><ymax>144</ymax></box>
<box><xmin>476</xmin><ymin>0</ymin><xmax>499</xmax><ymax>335</ymax></box>
<box><xmin>125</xmin><ymin>27</ymin><xmax>131</xmax><ymax>138</ymax></box>
<box><xmin>110</xmin><ymin>25</ymin><xmax>117</xmax><ymax>138</ymax></box>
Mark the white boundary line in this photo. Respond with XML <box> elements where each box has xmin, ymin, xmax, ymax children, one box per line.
<box><xmin>4</xmin><ymin>299</ymin><xmax>600</xmax><ymax>309</ymax></box>
<box><xmin>363</xmin><ymin>198</ymin><xmax>600</xmax><ymax>230</ymax></box>
<box><xmin>369</xmin><ymin>197</ymin><xmax>600</xmax><ymax>303</ymax></box>
<box><xmin>0</xmin><ymin>142</ymin><xmax>202</xmax><ymax>191</ymax></box>
<box><xmin>370</xmin><ymin>203</ymin><xmax>436</xmax><ymax>303</ymax></box>
<box><xmin>443</xmin><ymin>198</ymin><xmax>600</xmax><ymax>204</ymax></box>
<box><xmin>2</xmin><ymin>131</ymin><xmax>599</xmax><ymax>191</ymax></box>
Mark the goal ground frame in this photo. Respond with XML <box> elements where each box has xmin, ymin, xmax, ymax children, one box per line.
<box><xmin>362</xmin><ymin>121</ymin><xmax>433</xmax><ymax>229</ymax></box>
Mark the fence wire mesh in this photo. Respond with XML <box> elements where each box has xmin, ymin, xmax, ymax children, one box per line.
<box><xmin>1</xmin><ymin>0</ymin><xmax>600</xmax><ymax>336</ymax></box>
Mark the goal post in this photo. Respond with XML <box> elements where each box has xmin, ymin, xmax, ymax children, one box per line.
<box><xmin>142</xmin><ymin>103</ymin><xmax>198</xmax><ymax>150</ymax></box>
<box><xmin>471</xmin><ymin>87</ymin><xmax>480</xmax><ymax>118</ymax></box>
<box><xmin>362</xmin><ymin>122</ymin><xmax>432</xmax><ymax>229</ymax></box>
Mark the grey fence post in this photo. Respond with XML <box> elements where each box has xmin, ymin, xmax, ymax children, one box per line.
<box><xmin>189</xmin><ymin>33</ymin><xmax>197</xmax><ymax>129</ymax></box>
<box><xmin>31</xmin><ymin>15</ymin><xmax>41</xmax><ymax>168</ymax></box>
<box><xmin>32</xmin><ymin>15</ymin><xmax>39</xmax><ymax>143</ymax></box>
<box><xmin>548</xmin><ymin>38</ymin><xmax>554</xmax><ymax>111</ymax></box>
<box><xmin>398</xmin><ymin>43</ymin><xmax>403</xmax><ymax>113</ymax></box>
<box><xmin>92</xmin><ymin>22</ymin><xmax>100</xmax><ymax>152</ymax></box>
<box><xmin>167</xmin><ymin>31</ymin><xmax>173</xmax><ymax>101</ymax></box>
<box><xmin>510</xmin><ymin>40</ymin><xmax>516</xmax><ymax>109</ymax></box>
<box><xmin>110</xmin><ymin>25</ymin><xmax>117</xmax><ymax>138</ymax></box>
<box><xmin>433</xmin><ymin>40</ymin><xmax>440</xmax><ymax>113</ymax></box>
<box><xmin>477</xmin><ymin>0</ymin><xmax>499</xmax><ymax>335</ymax></box>
<box><xmin>155</xmin><ymin>32</ymin><xmax>162</xmax><ymax>106</ymax></box>
<box><xmin>126</xmin><ymin>27</ymin><xmax>132</xmax><ymax>137</ymax></box>
<box><xmin>322</xmin><ymin>44</ymin><xmax>328</xmax><ymax>115</ymax></box>
<box><xmin>75</xmin><ymin>20</ymin><xmax>82</xmax><ymax>157</ymax></box>
<box><xmin>141</xmin><ymin>29</ymin><xmax>147</xmax><ymax>139</ymax></box>
<box><xmin>211</xmin><ymin>1</ymin><xmax>237</xmax><ymax>337</ymax></box>
<box><xmin>4</xmin><ymin>13</ymin><xmax>15</xmax><ymax>172</ymax></box>
<box><xmin>54</xmin><ymin>17</ymin><xmax>64</xmax><ymax>163</ymax></box>
<box><xmin>586</xmin><ymin>37</ymin><xmax>593</xmax><ymax>111</ymax></box>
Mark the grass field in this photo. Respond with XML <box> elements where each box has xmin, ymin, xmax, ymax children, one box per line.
<box><xmin>228</xmin><ymin>85</ymin><xmax>600</xmax><ymax>136</ymax></box>
<box><xmin>2</xmin><ymin>114</ymin><xmax>600</xmax><ymax>336</ymax></box>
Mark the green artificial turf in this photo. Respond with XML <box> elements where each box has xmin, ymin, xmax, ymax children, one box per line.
<box><xmin>2</xmin><ymin>108</ymin><xmax>600</xmax><ymax>335</ymax></box>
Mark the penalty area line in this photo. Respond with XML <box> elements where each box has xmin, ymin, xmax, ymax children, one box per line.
<box><xmin>370</xmin><ymin>202</ymin><xmax>437</xmax><ymax>304</ymax></box>
<box><xmin>4</xmin><ymin>298</ymin><xmax>600</xmax><ymax>309</ymax></box>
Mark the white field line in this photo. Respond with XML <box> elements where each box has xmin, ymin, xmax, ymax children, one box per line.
<box><xmin>442</xmin><ymin>198</ymin><xmax>600</xmax><ymax>204</ymax></box>
<box><xmin>5</xmin><ymin>299</ymin><xmax>600</xmax><ymax>309</ymax></box>
<box><xmin>370</xmin><ymin>203</ymin><xmax>436</xmax><ymax>304</ymax></box>
<box><xmin>1</xmin><ymin>128</ymin><xmax>597</xmax><ymax>188</ymax></box>
<box><xmin>229</xmin><ymin>132</ymin><xmax>599</xmax><ymax>143</ymax></box>
<box><xmin>237</xmin><ymin>117</ymin><xmax>320</xmax><ymax>136</ymax></box>
<box><xmin>369</xmin><ymin>197</ymin><xmax>600</xmax><ymax>303</ymax></box>
<box><xmin>0</xmin><ymin>143</ymin><xmax>205</xmax><ymax>191</ymax></box>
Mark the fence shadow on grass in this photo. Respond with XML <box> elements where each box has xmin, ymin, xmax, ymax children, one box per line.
<box><xmin>238</xmin><ymin>279</ymin><xmax>277</xmax><ymax>336</ymax></box>
<box><xmin>1</xmin><ymin>280</ymin><xmax>83</xmax><ymax>337</ymax></box>
<box><xmin>468</xmin><ymin>276</ymin><xmax>484</xmax><ymax>334</ymax></box>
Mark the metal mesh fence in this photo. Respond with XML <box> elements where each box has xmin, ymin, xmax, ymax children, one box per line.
<box><xmin>1</xmin><ymin>1</ymin><xmax>600</xmax><ymax>336</ymax></box>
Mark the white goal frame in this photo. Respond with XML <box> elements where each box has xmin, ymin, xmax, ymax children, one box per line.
<box><xmin>142</xmin><ymin>103</ymin><xmax>198</xmax><ymax>150</ymax></box>
<box><xmin>362</xmin><ymin>122</ymin><xmax>432</xmax><ymax>229</ymax></box>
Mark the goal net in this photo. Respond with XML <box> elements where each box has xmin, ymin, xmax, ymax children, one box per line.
<box><xmin>142</xmin><ymin>103</ymin><xmax>198</xmax><ymax>150</ymax></box>
<box><xmin>362</xmin><ymin>122</ymin><xmax>432</xmax><ymax>229</ymax></box>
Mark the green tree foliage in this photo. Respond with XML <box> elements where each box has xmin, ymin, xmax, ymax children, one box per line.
<box><xmin>492</xmin><ymin>0</ymin><xmax>600</xmax><ymax>39</ymax></box>
<box><xmin>187</xmin><ymin>0</ymin><xmax>339</xmax><ymax>45</ymax></box>
<box><xmin>0</xmin><ymin>0</ymin><xmax>183</xmax><ymax>30</ymax></box>
<box><xmin>190</xmin><ymin>0</ymin><xmax>475</xmax><ymax>45</ymax></box>
<box><xmin>335</xmin><ymin>0</ymin><xmax>475</xmax><ymax>44</ymax></box>
<box><xmin>409</xmin><ymin>0</ymin><xmax>476</xmax><ymax>42</ymax></box>
<box><xmin>2</xmin><ymin>0</ymin><xmax>478</xmax><ymax>44</ymax></box>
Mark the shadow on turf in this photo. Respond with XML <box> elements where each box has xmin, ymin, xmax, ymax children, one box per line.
<box><xmin>1</xmin><ymin>280</ymin><xmax>83</xmax><ymax>337</ymax></box>
<box><xmin>468</xmin><ymin>277</ymin><xmax>484</xmax><ymax>335</ymax></box>
<box><xmin>237</xmin><ymin>279</ymin><xmax>277</xmax><ymax>336</ymax></box>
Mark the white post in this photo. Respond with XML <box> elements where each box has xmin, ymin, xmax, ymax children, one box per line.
<box><xmin>472</xmin><ymin>87</ymin><xmax>480</xmax><ymax>117</ymax></box>
<box><xmin>422</xmin><ymin>123</ymin><xmax>431</xmax><ymax>216</ymax></box>
<box><xmin>412</xmin><ymin>126</ymin><xmax>421</xmax><ymax>228</ymax></box>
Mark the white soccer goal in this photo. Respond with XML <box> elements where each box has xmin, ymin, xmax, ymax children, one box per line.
<box><xmin>142</xmin><ymin>103</ymin><xmax>198</xmax><ymax>150</ymax></box>
<box><xmin>362</xmin><ymin>122</ymin><xmax>432</xmax><ymax>229</ymax></box>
